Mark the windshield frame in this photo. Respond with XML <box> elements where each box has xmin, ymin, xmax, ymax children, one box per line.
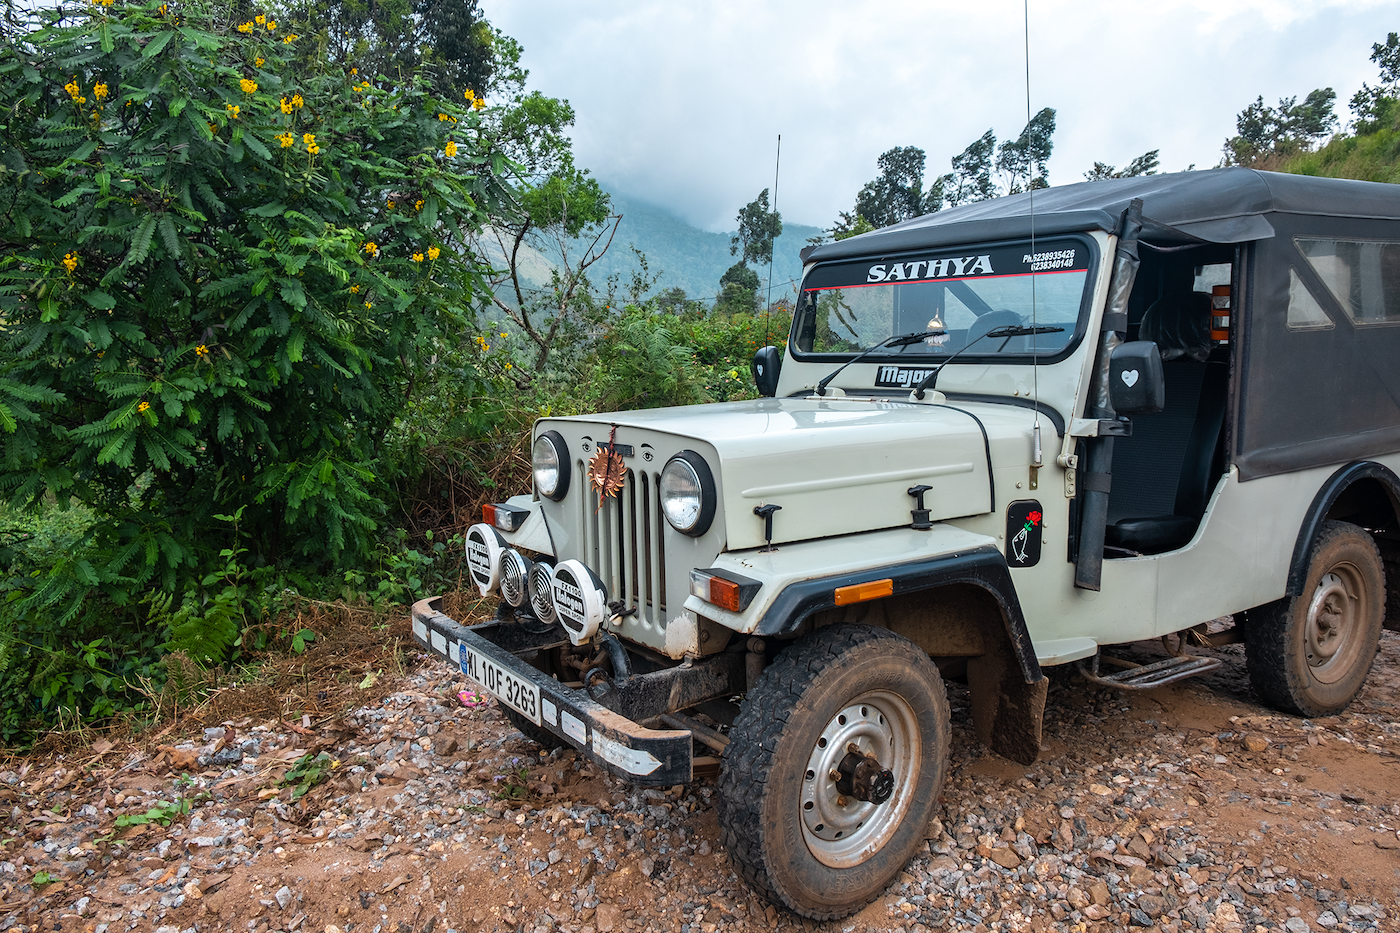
<box><xmin>787</xmin><ymin>232</ymin><xmax>1101</xmax><ymax>367</ymax></box>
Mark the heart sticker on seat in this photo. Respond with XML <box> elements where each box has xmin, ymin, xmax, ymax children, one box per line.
<box><xmin>1120</xmin><ymin>369</ymin><xmax>1139</xmax><ymax>387</ymax></box>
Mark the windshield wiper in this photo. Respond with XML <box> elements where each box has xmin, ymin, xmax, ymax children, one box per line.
<box><xmin>911</xmin><ymin>324</ymin><xmax>1065</xmax><ymax>399</ymax></box>
<box><xmin>814</xmin><ymin>330</ymin><xmax>945</xmax><ymax>397</ymax></box>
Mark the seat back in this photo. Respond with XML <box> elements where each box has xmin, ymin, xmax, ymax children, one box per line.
<box><xmin>1173</xmin><ymin>360</ymin><xmax>1228</xmax><ymax>519</ymax></box>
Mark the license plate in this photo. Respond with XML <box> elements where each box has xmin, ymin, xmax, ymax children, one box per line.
<box><xmin>462</xmin><ymin>646</ymin><xmax>541</xmax><ymax>725</ymax></box>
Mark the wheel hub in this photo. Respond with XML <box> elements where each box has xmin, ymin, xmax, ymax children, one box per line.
<box><xmin>799</xmin><ymin>692</ymin><xmax>919</xmax><ymax>868</ymax></box>
<box><xmin>1306</xmin><ymin>571</ymin><xmax>1356</xmax><ymax>682</ymax></box>
<box><xmin>835</xmin><ymin>746</ymin><xmax>894</xmax><ymax>804</ymax></box>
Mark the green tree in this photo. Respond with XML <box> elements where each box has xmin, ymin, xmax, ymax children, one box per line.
<box><xmin>996</xmin><ymin>107</ymin><xmax>1056</xmax><ymax>193</ymax></box>
<box><xmin>1084</xmin><ymin>149</ymin><xmax>1160</xmax><ymax>181</ymax></box>
<box><xmin>715</xmin><ymin>262</ymin><xmax>760</xmax><ymax>315</ymax></box>
<box><xmin>478</xmin><ymin>158</ymin><xmax>617</xmax><ymax>381</ymax></box>
<box><xmin>0</xmin><ymin>0</ymin><xmax>492</xmax><ymax>645</ymax></box>
<box><xmin>730</xmin><ymin>188</ymin><xmax>782</xmax><ymax>267</ymax></box>
<box><xmin>282</xmin><ymin>0</ymin><xmax>497</xmax><ymax>100</ymax></box>
<box><xmin>942</xmin><ymin>130</ymin><xmax>998</xmax><ymax>208</ymax></box>
<box><xmin>1350</xmin><ymin>32</ymin><xmax>1400</xmax><ymax>134</ymax></box>
<box><xmin>853</xmin><ymin>147</ymin><xmax>928</xmax><ymax>229</ymax></box>
<box><xmin>1223</xmin><ymin>89</ymin><xmax>1337</xmax><ymax>166</ymax></box>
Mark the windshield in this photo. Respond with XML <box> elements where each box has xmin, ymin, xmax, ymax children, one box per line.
<box><xmin>792</xmin><ymin>237</ymin><xmax>1094</xmax><ymax>371</ymax></box>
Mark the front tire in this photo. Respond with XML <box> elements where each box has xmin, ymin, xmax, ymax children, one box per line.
<box><xmin>1244</xmin><ymin>520</ymin><xmax>1384</xmax><ymax>717</ymax></box>
<box><xmin>717</xmin><ymin>624</ymin><xmax>949</xmax><ymax>920</ymax></box>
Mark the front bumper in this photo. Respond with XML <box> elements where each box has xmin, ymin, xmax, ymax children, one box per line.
<box><xmin>410</xmin><ymin>597</ymin><xmax>693</xmax><ymax>786</ymax></box>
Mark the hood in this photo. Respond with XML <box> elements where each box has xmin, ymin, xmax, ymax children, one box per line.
<box><xmin>551</xmin><ymin>396</ymin><xmax>1019</xmax><ymax>550</ymax></box>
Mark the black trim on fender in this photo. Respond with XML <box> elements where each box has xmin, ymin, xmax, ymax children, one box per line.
<box><xmin>753</xmin><ymin>545</ymin><xmax>1043</xmax><ymax>685</ymax></box>
<box><xmin>1287</xmin><ymin>460</ymin><xmax>1400</xmax><ymax>597</ymax></box>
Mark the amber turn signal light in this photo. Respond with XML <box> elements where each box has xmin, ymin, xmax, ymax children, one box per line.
<box><xmin>688</xmin><ymin>568</ymin><xmax>761</xmax><ymax>613</ymax></box>
<box><xmin>482</xmin><ymin>502</ymin><xmax>530</xmax><ymax>532</ymax></box>
<box><xmin>834</xmin><ymin>578</ymin><xmax>894</xmax><ymax>606</ymax></box>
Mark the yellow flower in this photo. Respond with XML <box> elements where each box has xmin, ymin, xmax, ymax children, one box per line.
<box><xmin>238</xmin><ymin>21</ymin><xmax>254</xmax><ymax>33</ymax></box>
<box><xmin>62</xmin><ymin>252</ymin><xmax>78</xmax><ymax>273</ymax></box>
<box><xmin>386</xmin><ymin>199</ymin><xmax>395</xmax><ymax>210</ymax></box>
<box><xmin>350</xmin><ymin>67</ymin><xmax>357</xmax><ymax>75</ymax></box>
<box><xmin>63</xmin><ymin>79</ymin><xmax>81</xmax><ymax>100</ymax></box>
<box><xmin>464</xmin><ymin>89</ymin><xmax>476</xmax><ymax>103</ymax></box>
<box><xmin>350</xmin><ymin>284</ymin><xmax>360</xmax><ymax>293</ymax></box>
<box><xmin>137</xmin><ymin>401</ymin><xmax>151</xmax><ymax>413</ymax></box>
<box><xmin>414</xmin><ymin>199</ymin><xmax>423</xmax><ymax>211</ymax></box>
<box><xmin>280</xmin><ymin>97</ymin><xmax>293</xmax><ymax>114</ymax></box>
<box><xmin>283</xmin><ymin>33</ymin><xmax>297</xmax><ymax>43</ymax></box>
<box><xmin>208</xmin><ymin>122</ymin><xmax>218</xmax><ymax>134</ymax></box>
<box><xmin>266</xmin><ymin>20</ymin><xmax>276</xmax><ymax>30</ymax></box>
<box><xmin>226</xmin><ymin>103</ymin><xmax>240</xmax><ymax>119</ymax></box>
<box><xmin>240</xmin><ymin>78</ymin><xmax>257</xmax><ymax>94</ymax></box>
<box><xmin>158</xmin><ymin>3</ymin><xmax>167</xmax><ymax>15</ymax></box>
<box><xmin>411</xmin><ymin>252</ymin><xmax>424</xmax><ymax>262</ymax></box>
<box><xmin>500</xmin><ymin>332</ymin><xmax>508</xmax><ymax>339</ymax></box>
<box><xmin>444</xmin><ymin>140</ymin><xmax>457</xmax><ymax>158</ymax></box>
<box><xmin>276</xmin><ymin>131</ymin><xmax>293</xmax><ymax>148</ymax></box>
<box><xmin>195</xmin><ymin>344</ymin><xmax>209</xmax><ymax>358</ymax></box>
<box><xmin>363</xmin><ymin>242</ymin><xmax>377</xmax><ymax>256</ymax></box>
<box><xmin>427</xmin><ymin>246</ymin><xmax>440</xmax><ymax>261</ymax></box>
<box><xmin>94</xmin><ymin>0</ymin><xmax>114</xmax><ymax>7</ymax></box>
<box><xmin>254</xmin><ymin>56</ymin><xmax>264</xmax><ymax>67</ymax></box>
<box><xmin>254</xmin><ymin>14</ymin><xmax>265</xmax><ymax>24</ymax></box>
<box><xmin>505</xmin><ymin>362</ymin><xmax>513</xmax><ymax>370</ymax></box>
<box><xmin>291</xmin><ymin>93</ymin><xmax>303</xmax><ymax>109</ymax></box>
<box><xmin>307</xmin><ymin>140</ymin><xmax>320</xmax><ymax>154</ymax></box>
<box><xmin>472</xmin><ymin>96</ymin><xmax>485</xmax><ymax>111</ymax></box>
<box><xmin>303</xmin><ymin>132</ymin><xmax>317</xmax><ymax>153</ymax></box>
<box><xmin>93</xmin><ymin>82</ymin><xmax>108</xmax><ymax>100</ymax></box>
<box><xmin>364</xmin><ymin>301</ymin><xmax>373</xmax><ymax>309</ymax></box>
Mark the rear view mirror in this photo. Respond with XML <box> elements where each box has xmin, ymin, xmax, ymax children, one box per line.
<box><xmin>752</xmin><ymin>346</ymin><xmax>782</xmax><ymax>397</ymax></box>
<box><xmin>1109</xmin><ymin>341</ymin><xmax>1165</xmax><ymax>414</ymax></box>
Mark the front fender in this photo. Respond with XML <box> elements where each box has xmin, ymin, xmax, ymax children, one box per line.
<box><xmin>688</xmin><ymin>524</ymin><xmax>1042</xmax><ymax>685</ymax></box>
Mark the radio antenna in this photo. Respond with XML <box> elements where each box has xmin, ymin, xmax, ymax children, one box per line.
<box><xmin>1024</xmin><ymin>0</ymin><xmax>1043</xmax><ymax>484</ymax></box>
<box><xmin>765</xmin><ymin>134</ymin><xmax>781</xmax><ymax>346</ymax></box>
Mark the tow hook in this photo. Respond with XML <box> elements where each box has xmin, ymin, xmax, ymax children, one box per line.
<box><xmin>834</xmin><ymin>743</ymin><xmax>894</xmax><ymax>805</ymax></box>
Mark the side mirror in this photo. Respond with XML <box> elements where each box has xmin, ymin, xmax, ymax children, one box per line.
<box><xmin>751</xmin><ymin>346</ymin><xmax>782</xmax><ymax>398</ymax></box>
<box><xmin>1109</xmin><ymin>341</ymin><xmax>1165</xmax><ymax>414</ymax></box>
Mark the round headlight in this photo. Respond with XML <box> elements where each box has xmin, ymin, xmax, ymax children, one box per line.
<box><xmin>499</xmin><ymin>548</ymin><xmax>531</xmax><ymax>608</ymax></box>
<box><xmin>533</xmin><ymin>430</ymin><xmax>570</xmax><ymax>501</ymax></box>
<box><xmin>660</xmin><ymin>450</ymin><xmax>717</xmax><ymax>537</ymax></box>
<box><xmin>528</xmin><ymin>559</ymin><xmax>558</xmax><ymax>624</ymax></box>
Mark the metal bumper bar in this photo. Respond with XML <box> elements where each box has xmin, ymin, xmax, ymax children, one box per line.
<box><xmin>410</xmin><ymin>597</ymin><xmax>693</xmax><ymax>786</ymax></box>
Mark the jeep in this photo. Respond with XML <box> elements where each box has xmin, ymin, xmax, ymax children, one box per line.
<box><xmin>412</xmin><ymin>167</ymin><xmax>1400</xmax><ymax>919</ymax></box>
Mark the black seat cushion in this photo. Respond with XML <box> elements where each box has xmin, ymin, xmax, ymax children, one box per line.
<box><xmin>1104</xmin><ymin>514</ymin><xmax>1199</xmax><ymax>553</ymax></box>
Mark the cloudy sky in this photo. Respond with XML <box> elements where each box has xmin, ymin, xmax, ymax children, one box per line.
<box><xmin>481</xmin><ymin>0</ymin><xmax>1399</xmax><ymax>232</ymax></box>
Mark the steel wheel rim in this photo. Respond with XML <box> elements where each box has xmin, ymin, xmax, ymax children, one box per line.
<box><xmin>1306</xmin><ymin>566</ymin><xmax>1364</xmax><ymax>684</ymax></box>
<box><xmin>799</xmin><ymin>690</ymin><xmax>920</xmax><ymax>868</ymax></box>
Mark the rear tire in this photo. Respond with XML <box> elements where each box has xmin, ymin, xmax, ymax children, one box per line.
<box><xmin>1244</xmin><ymin>520</ymin><xmax>1384</xmax><ymax>717</ymax></box>
<box><xmin>717</xmin><ymin>624</ymin><xmax>949</xmax><ymax>920</ymax></box>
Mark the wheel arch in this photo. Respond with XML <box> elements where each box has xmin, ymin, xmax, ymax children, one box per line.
<box><xmin>753</xmin><ymin>545</ymin><xmax>1042</xmax><ymax>684</ymax></box>
<box><xmin>753</xmin><ymin>546</ymin><xmax>1047</xmax><ymax>765</ymax></box>
<box><xmin>1287</xmin><ymin>461</ymin><xmax>1400</xmax><ymax>599</ymax></box>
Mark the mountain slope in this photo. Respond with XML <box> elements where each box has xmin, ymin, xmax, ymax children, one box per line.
<box><xmin>578</xmin><ymin>188</ymin><xmax>824</xmax><ymax>304</ymax></box>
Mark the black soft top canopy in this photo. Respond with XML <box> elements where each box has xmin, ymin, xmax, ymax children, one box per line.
<box><xmin>806</xmin><ymin>168</ymin><xmax>1400</xmax><ymax>261</ymax></box>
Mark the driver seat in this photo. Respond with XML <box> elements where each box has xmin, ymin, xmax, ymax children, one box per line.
<box><xmin>1104</xmin><ymin>292</ymin><xmax>1227</xmax><ymax>555</ymax></box>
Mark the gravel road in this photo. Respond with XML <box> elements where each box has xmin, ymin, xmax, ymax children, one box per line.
<box><xmin>5</xmin><ymin>630</ymin><xmax>1400</xmax><ymax>933</ymax></box>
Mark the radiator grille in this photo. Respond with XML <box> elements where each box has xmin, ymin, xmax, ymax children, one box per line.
<box><xmin>575</xmin><ymin>465</ymin><xmax>667</xmax><ymax>629</ymax></box>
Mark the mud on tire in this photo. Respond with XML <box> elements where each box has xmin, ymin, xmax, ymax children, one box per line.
<box><xmin>717</xmin><ymin>624</ymin><xmax>949</xmax><ymax>920</ymax></box>
<box><xmin>1244</xmin><ymin>520</ymin><xmax>1385</xmax><ymax>717</ymax></box>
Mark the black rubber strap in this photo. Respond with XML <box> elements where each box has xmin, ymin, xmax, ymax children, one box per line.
<box><xmin>1102</xmin><ymin>312</ymin><xmax>1128</xmax><ymax>334</ymax></box>
<box><xmin>1082</xmin><ymin>472</ymin><xmax>1113</xmax><ymax>493</ymax></box>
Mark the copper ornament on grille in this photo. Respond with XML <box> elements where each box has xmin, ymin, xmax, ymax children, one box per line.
<box><xmin>589</xmin><ymin>425</ymin><xmax>626</xmax><ymax>511</ymax></box>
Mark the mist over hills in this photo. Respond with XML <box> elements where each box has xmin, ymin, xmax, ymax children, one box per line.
<box><xmin>579</xmin><ymin>187</ymin><xmax>824</xmax><ymax>304</ymax></box>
